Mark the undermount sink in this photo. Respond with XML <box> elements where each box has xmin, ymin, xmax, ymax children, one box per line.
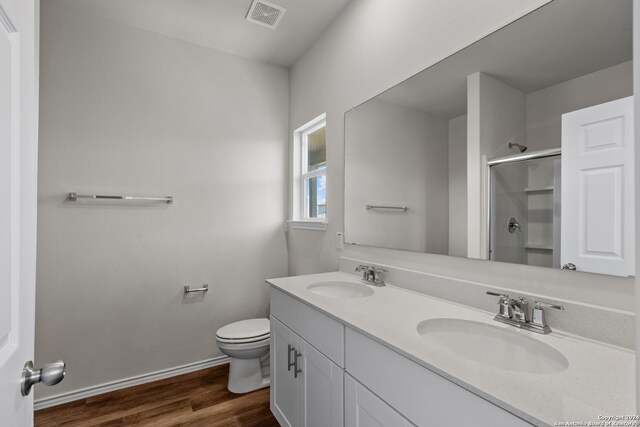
<box><xmin>307</xmin><ymin>281</ymin><xmax>374</xmax><ymax>299</ymax></box>
<box><xmin>417</xmin><ymin>318</ymin><xmax>569</xmax><ymax>374</ymax></box>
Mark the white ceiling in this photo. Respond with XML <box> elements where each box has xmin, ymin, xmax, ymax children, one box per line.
<box><xmin>376</xmin><ymin>0</ymin><xmax>633</xmax><ymax>120</ymax></box>
<box><xmin>52</xmin><ymin>0</ymin><xmax>353</xmax><ymax>67</ymax></box>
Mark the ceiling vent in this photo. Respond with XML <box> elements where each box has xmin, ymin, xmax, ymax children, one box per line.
<box><xmin>246</xmin><ymin>0</ymin><xmax>286</xmax><ymax>30</ymax></box>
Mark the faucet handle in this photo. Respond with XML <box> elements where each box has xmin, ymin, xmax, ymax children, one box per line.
<box><xmin>534</xmin><ymin>300</ymin><xmax>564</xmax><ymax>311</ymax></box>
<box><xmin>355</xmin><ymin>264</ymin><xmax>370</xmax><ymax>272</ymax></box>
<box><xmin>486</xmin><ymin>291</ymin><xmax>509</xmax><ymax>301</ymax></box>
<box><xmin>531</xmin><ymin>300</ymin><xmax>564</xmax><ymax>332</ymax></box>
<box><xmin>486</xmin><ymin>291</ymin><xmax>511</xmax><ymax>318</ymax></box>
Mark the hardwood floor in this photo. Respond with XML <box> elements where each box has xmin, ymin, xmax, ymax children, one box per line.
<box><xmin>34</xmin><ymin>364</ymin><xmax>280</xmax><ymax>427</ymax></box>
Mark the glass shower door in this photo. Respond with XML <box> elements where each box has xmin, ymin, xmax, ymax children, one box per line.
<box><xmin>489</xmin><ymin>155</ymin><xmax>560</xmax><ymax>267</ymax></box>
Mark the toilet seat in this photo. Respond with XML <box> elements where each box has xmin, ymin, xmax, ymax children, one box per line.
<box><xmin>216</xmin><ymin>318</ymin><xmax>270</xmax><ymax>344</ymax></box>
<box><xmin>216</xmin><ymin>336</ymin><xmax>270</xmax><ymax>350</ymax></box>
<box><xmin>216</xmin><ymin>334</ymin><xmax>270</xmax><ymax>344</ymax></box>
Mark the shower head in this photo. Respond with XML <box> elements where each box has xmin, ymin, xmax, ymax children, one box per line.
<box><xmin>509</xmin><ymin>142</ymin><xmax>528</xmax><ymax>153</ymax></box>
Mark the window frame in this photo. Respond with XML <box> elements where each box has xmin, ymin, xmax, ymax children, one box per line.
<box><xmin>291</xmin><ymin>114</ymin><xmax>327</xmax><ymax>228</ymax></box>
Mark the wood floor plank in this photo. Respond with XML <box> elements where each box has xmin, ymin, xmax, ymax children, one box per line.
<box><xmin>65</xmin><ymin>396</ymin><xmax>194</xmax><ymax>427</ymax></box>
<box><xmin>34</xmin><ymin>400</ymin><xmax>87</xmax><ymax>425</ymax></box>
<box><xmin>95</xmin><ymin>398</ymin><xmax>193</xmax><ymax>427</ymax></box>
<box><xmin>152</xmin><ymin>388</ymin><xmax>271</xmax><ymax>427</ymax></box>
<box><xmin>189</xmin><ymin>383</ymin><xmax>241</xmax><ymax>412</ymax></box>
<box><xmin>34</xmin><ymin>364</ymin><xmax>278</xmax><ymax>427</ymax></box>
<box><xmin>208</xmin><ymin>406</ymin><xmax>281</xmax><ymax>427</ymax></box>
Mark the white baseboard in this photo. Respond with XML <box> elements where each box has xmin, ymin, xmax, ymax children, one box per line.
<box><xmin>34</xmin><ymin>356</ymin><xmax>230</xmax><ymax>411</ymax></box>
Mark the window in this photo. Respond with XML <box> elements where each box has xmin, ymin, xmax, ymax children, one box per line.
<box><xmin>302</xmin><ymin>123</ymin><xmax>326</xmax><ymax>219</ymax></box>
<box><xmin>292</xmin><ymin>114</ymin><xmax>327</xmax><ymax>226</ymax></box>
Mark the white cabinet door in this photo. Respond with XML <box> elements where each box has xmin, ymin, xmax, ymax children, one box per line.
<box><xmin>561</xmin><ymin>96</ymin><xmax>635</xmax><ymax>276</ymax></box>
<box><xmin>298</xmin><ymin>340</ymin><xmax>344</xmax><ymax>427</ymax></box>
<box><xmin>345</xmin><ymin>375</ymin><xmax>413</xmax><ymax>427</ymax></box>
<box><xmin>271</xmin><ymin>314</ymin><xmax>345</xmax><ymax>427</ymax></box>
<box><xmin>271</xmin><ymin>316</ymin><xmax>299</xmax><ymax>427</ymax></box>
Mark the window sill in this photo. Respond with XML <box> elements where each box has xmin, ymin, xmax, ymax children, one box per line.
<box><xmin>287</xmin><ymin>220</ymin><xmax>328</xmax><ymax>231</ymax></box>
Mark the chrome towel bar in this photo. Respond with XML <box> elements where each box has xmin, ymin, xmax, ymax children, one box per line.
<box><xmin>365</xmin><ymin>204</ymin><xmax>408</xmax><ymax>212</ymax></box>
<box><xmin>67</xmin><ymin>192</ymin><xmax>173</xmax><ymax>204</ymax></box>
<box><xmin>184</xmin><ymin>284</ymin><xmax>209</xmax><ymax>294</ymax></box>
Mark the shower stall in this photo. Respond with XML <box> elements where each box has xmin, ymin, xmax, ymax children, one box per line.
<box><xmin>488</xmin><ymin>149</ymin><xmax>561</xmax><ymax>268</ymax></box>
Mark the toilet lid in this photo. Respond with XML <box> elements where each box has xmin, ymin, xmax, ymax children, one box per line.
<box><xmin>216</xmin><ymin>318</ymin><xmax>270</xmax><ymax>341</ymax></box>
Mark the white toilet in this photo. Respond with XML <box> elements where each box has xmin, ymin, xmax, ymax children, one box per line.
<box><xmin>216</xmin><ymin>318</ymin><xmax>270</xmax><ymax>393</ymax></box>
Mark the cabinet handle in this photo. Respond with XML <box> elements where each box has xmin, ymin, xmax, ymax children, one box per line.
<box><xmin>293</xmin><ymin>350</ymin><xmax>302</xmax><ymax>378</ymax></box>
<box><xmin>287</xmin><ymin>344</ymin><xmax>295</xmax><ymax>371</ymax></box>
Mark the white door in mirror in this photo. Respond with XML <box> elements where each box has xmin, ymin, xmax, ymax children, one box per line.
<box><xmin>561</xmin><ymin>96</ymin><xmax>635</xmax><ymax>276</ymax></box>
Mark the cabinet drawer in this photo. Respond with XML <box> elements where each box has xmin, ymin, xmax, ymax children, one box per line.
<box><xmin>271</xmin><ymin>287</ymin><xmax>345</xmax><ymax>367</ymax></box>
<box><xmin>345</xmin><ymin>327</ymin><xmax>532</xmax><ymax>427</ymax></box>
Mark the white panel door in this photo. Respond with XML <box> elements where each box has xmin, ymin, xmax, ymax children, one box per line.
<box><xmin>270</xmin><ymin>316</ymin><xmax>299</xmax><ymax>427</ymax></box>
<box><xmin>0</xmin><ymin>0</ymin><xmax>38</xmax><ymax>424</ymax></box>
<box><xmin>298</xmin><ymin>339</ymin><xmax>343</xmax><ymax>427</ymax></box>
<box><xmin>561</xmin><ymin>96</ymin><xmax>635</xmax><ymax>276</ymax></box>
<box><xmin>345</xmin><ymin>375</ymin><xmax>414</xmax><ymax>427</ymax></box>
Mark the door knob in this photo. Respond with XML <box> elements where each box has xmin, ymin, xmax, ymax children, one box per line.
<box><xmin>562</xmin><ymin>263</ymin><xmax>577</xmax><ymax>271</ymax></box>
<box><xmin>21</xmin><ymin>360</ymin><xmax>66</xmax><ymax>396</ymax></box>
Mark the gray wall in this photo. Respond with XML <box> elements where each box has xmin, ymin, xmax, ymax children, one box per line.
<box><xmin>287</xmin><ymin>0</ymin><xmax>634</xmax><ymax>313</ymax></box>
<box><xmin>36</xmin><ymin>3</ymin><xmax>289</xmax><ymax>398</ymax></box>
<box><xmin>345</xmin><ymin>98</ymin><xmax>449</xmax><ymax>253</ymax></box>
<box><xmin>448</xmin><ymin>115</ymin><xmax>467</xmax><ymax>257</ymax></box>
<box><xmin>526</xmin><ymin>60</ymin><xmax>633</xmax><ymax>150</ymax></box>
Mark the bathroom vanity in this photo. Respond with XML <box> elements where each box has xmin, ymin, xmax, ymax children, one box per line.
<box><xmin>267</xmin><ymin>271</ymin><xmax>635</xmax><ymax>427</ymax></box>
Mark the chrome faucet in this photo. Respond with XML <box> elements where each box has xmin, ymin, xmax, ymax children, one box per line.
<box><xmin>511</xmin><ymin>297</ymin><xmax>530</xmax><ymax>323</ymax></box>
<box><xmin>486</xmin><ymin>291</ymin><xmax>563</xmax><ymax>334</ymax></box>
<box><xmin>354</xmin><ymin>264</ymin><xmax>388</xmax><ymax>287</ymax></box>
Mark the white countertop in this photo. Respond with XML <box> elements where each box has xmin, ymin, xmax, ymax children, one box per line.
<box><xmin>267</xmin><ymin>271</ymin><xmax>636</xmax><ymax>427</ymax></box>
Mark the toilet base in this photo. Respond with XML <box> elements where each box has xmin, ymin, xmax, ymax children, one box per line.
<box><xmin>227</xmin><ymin>357</ymin><xmax>270</xmax><ymax>394</ymax></box>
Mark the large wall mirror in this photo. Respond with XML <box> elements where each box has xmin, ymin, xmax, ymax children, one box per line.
<box><xmin>344</xmin><ymin>0</ymin><xmax>635</xmax><ymax>277</ymax></box>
